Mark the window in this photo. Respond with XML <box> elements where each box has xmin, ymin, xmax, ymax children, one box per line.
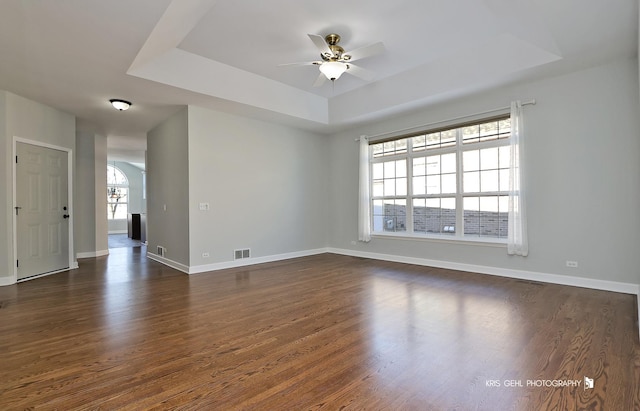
<box><xmin>107</xmin><ymin>164</ymin><xmax>128</xmax><ymax>220</ymax></box>
<box><xmin>370</xmin><ymin>115</ymin><xmax>512</xmax><ymax>240</ymax></box>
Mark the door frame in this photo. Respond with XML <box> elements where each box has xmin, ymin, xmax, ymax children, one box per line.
<box><xmin>12</xmin><ymin>137</ymin><xmax>76</xmax><ymax>283</ymax></box>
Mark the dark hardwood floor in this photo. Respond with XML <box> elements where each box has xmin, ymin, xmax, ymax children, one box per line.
<box><xmin>1</xmin><ymin>248</ymin><xmax>638</xmax><ymax>410</ymax></box>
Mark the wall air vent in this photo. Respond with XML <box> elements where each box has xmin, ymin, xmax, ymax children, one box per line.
<box><xmin>234</xmin><ymin>248</ymin><xmax>251</xmax><ymax>260</ymax></box>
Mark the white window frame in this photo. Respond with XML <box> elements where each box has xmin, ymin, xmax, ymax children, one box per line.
<box><xmin>107</xmin><ymin>164</ymin><xmax>129</xmax><ymax>220</ymax></box>
<box><xmin>369</xmin><ymin>114</ymin><xmax>511</xmax><ymax>244</ymax></box>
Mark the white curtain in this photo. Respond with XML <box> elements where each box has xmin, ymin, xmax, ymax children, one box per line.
<box><xmin>358</xmin><ymin>136</ymin><xmax>371</xmax><ymax>242</ymax></box>
<box><xmin>508</xmin><ymin>101</ymin><xmax>528</xmax><ymax>256</ymax></box>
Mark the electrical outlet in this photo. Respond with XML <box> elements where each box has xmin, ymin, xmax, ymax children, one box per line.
<box><xmin>199</xmin><ymin>202</ymin><xmax>210</xmax><ymax>211</ymax></box>
<box><xmin>202</xmin><ymin>252</ymin><xmax>210</xmax><ymax>258</ymax></box>
<box><xmin>566</xmin><ymin>260</ymin><xmax>578</xmax><ymax>268</ymax></box>
<box><xmin>350</xmin><ymin>240</ymin><xmax>357</xmax><ymax>245</ymax></box>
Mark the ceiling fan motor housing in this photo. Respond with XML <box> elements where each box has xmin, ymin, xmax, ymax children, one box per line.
<box><xmin>325</xmin><ymin>33</ymin><xmax>341</xmax><ymax>45</ymax></box>
<box><xmin>322</xmin><ymin>33</ymin><xmax>350</xmax><ymax>61</ymax></box>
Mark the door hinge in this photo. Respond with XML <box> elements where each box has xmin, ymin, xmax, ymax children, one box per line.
<box><xmin>15</xmin><ymin>155</ymin><xmax>18</xmax><ymax>163</ymax></box>
<box><xmin>16</xmin><ymin>260</ymin><xmax>19</xmax><ymax>268</ymax></box>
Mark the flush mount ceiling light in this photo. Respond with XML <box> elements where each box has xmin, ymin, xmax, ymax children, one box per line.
<box><xmin>109</xmin><ymin>99</ymin><xmax>131</xmax><ymax>111</ymax></box>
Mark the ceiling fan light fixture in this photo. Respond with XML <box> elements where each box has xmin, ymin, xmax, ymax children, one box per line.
<box><xmin>319</xmin><ymin>61</ymin><xmax>347</xmax><ymax>81</ymax></box>
<box><xmin>109</xmin><ymin>99</ymin><xmax>131</xmax><ymax>111</ymax></box>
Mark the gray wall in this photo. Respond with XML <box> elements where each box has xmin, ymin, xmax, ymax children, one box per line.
<box><xmin>147</xmin><ymin>108</ymin><xmax>190</xmax><ymax>266</ymax></box>
<box><xmin>75</xmin><ymin>131</ymin><xmax>108</xmax><ymax>256</ymax></box>
<box><xmin>76</xmin><ymin>132</ymin><xmax>97</xmax><ymax>252</ymax></box>
<box><xmin>95</xmin><ymin>138</ymin><xmax>108</xmax><ymax>252</ymax></box>
<box><xmin>0</xmin><ymin>91</ymin><xmax>75</xmax><ymax>284</ymax></box>
<box><xmin>187</xmin><ymin>106</ymin><xmax>328</xmax><ymax>266</ymax></box>
<box><xmin>0</xmin><ymin>92</ymin><xmax>7</xmax><ymax>282</ymax></box>
<box><xmin>328</xmin><ymin>57</ymin><xmax>640</xmax><ymax>284</ymax></box>
<box><xmin>146</xmin><ymin>105</ymin><xmax>329</xmax><ymax>269</ymax></box>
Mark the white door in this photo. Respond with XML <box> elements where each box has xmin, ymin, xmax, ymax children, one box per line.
<box><xmin>16</xmin><ymin>142</ymin><xmax>70</xmax><ymax>280</ymax></box>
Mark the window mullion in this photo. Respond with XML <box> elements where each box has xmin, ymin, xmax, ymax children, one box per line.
<box><xmin>369</xmin><ymin>146</ymin><xmax>374</xmax><ymax>230</ymax></box>
<box><xmin>406</xmin><ymin>138</ymin><xmax>414</xmax><ymax>234</ymax></box>
<box><xmin>456</xmin><ymin>128</ymin><xmax>464</xmax><ymax>238</ymax></box>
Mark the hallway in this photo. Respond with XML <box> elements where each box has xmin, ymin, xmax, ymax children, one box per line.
<box><xmin>108</xmin><ymin>233</ymin><xmax>143</xmax><ymax>249</ymax></box>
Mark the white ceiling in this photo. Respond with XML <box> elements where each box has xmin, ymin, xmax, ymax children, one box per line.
<box><xmin>0</xmin><ymin>0</ymin><xmax>637</xmax><ymax>158</ymax></box>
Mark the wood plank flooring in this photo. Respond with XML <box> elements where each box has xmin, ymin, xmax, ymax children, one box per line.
<box><xmin>108</xmin><ymin>233</ymin><xmax>143</xmax><ymax>249</ymax></box>
<box><xmin>0</xmin><ymin>248</ymin><xmax>638</xmax><ymax>410</ymax></box>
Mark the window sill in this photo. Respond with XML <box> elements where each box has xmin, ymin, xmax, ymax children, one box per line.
<box><xmin>371</xmin><ymin>232</ymin><xmax>507</xmax><ymax>247</ymax></box>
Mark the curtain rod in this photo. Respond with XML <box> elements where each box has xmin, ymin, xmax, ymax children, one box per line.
<box><xmin>356</xmin><ymin>99</ymin><xmax>536</xmax><ymax>141</ymax></box>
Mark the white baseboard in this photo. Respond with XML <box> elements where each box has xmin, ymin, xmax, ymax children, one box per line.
<box><xmin>146</xmin><ymin>245</ymin><xmax>639</xmax><ymax>295</ymax></box>
<box><xmin>146</xmin><ymin>248</ymin><xmax>329</xmax><ymax>275</ymax></box>
<box><xmin>0</xmin><ymin>276</ymin><xmax>16</xmax><ymax>286</ymax></box>
<box><xmin>188</xmin><ymin>248</ymin><xmax>329</xmax><ymax>274</ymax></box>
<box><xmin>146</xmin><ymin>252</ymin><xmax>190</xmax><ymax>274</ymax></box>
<box><xmin>76</xmin><ymin>250</ymin><xmax>109</xmax><ymax>259</ymax></box>
<box><xmin>328</xmin><ymin>248</ymin><xmax>640</xmax><ymax>296</ymax></box>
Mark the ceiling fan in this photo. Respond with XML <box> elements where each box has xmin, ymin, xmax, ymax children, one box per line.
<box><xmin>279</xmin><ymin>33</ymin><xmax>385</xmax><ymax>87</ymax></box>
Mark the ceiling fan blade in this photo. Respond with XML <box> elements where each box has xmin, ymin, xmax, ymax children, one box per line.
<box><xmin>308</xmin><ymin>33</ymin><xmax>333</xmax><ymax>57</ymax></box>
<box><xmin>278</xmin><ymin>61</ymin><xmax>320</xmax><ymax>67</ymax></box>
<box><xmin>346</xmin><ymin>63</ymin><xmax>375</xmax><ymax>82</ymax></box>
<box><xmin>346</xmin><ymin>42</ymin><xmax>385</xmax><ymax>62</ymax></box>
<box><xmin>313</xmin><ymin>72</ymin><xmax>327</xmax><ymax>87</ymax></box>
